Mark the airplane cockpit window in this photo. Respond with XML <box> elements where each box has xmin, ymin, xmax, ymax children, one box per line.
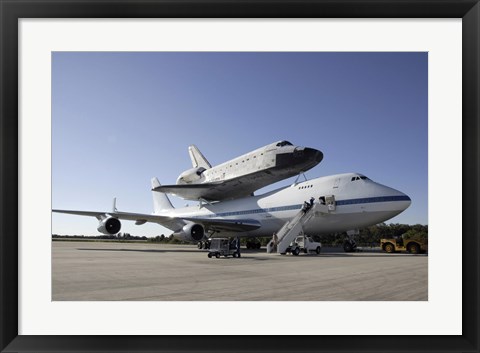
<box><xmin>351</xmin><ymin>175</ymin><xmax>370</xmax><ymax>181</ymax></box>
<box><xmin>276</xmin><ymin>141</ymin><xmax>293</xmax><ymax>147</ymax></box>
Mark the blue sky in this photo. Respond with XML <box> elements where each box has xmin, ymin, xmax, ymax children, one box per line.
<box><xmin>52</xmin><ymin>52</ymin><xmax>428</xmax><ymax>237</ymax></box>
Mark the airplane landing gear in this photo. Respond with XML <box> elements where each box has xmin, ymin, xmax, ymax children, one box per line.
<box><xmin>246</xmin><ymin>240</ymin><xmax>261</xmax><ymax>249</ymax></box>
<box><xmin>197</xmin><ymin>240</ymin><xmax>211</xmax><ymax>250</ymax></box>
<box><xmin>344</xmin><ymin>230</ymin><xmax>358</xmax><ymax>252</ymax></box>
<box><xmin>343</xmin><ymin>239</ymin><xmax>357</xmax><ymax>252</ymax></box>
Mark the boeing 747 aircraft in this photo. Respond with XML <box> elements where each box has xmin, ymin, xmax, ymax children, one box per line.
<box><xmin>53</xmin><ymin>172</ymin><xmax>411</xmax><ymax>252</ymax></box>
<box><xmin>154</xmin><ymin>140</ymin><xmax>323</xmax><ymax>201</ymax></box>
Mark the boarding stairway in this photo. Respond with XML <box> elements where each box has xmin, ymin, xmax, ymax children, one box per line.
<box><xmin>266</xmin><ymin>202</ymin><xmax>330</xmax><ymax>254</ymax></box>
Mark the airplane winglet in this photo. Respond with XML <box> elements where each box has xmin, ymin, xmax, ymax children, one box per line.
<box><xmin>112</xmin><ymin>197</ymin><xmax>118</xmax><ymax>212</ymax></box>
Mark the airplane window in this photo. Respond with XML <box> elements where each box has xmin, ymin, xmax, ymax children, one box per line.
<box><xmin>360</xmin><ymin>176</ymin><xmax>369</xmax><ymax>180</ymax></box>
<box><xmin>351</xmin><ymin>177</ymin><xmax>355</xmax><ymax>181</ymax></box>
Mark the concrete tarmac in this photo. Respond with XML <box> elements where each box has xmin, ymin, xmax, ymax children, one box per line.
<box><xmin>52</xmin><ymin>241</ymin><xmax>428</xmax><ymax>301</ymax></box>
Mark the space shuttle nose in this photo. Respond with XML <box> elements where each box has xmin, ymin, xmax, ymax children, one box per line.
<box><xmin>304</xmin><ymin>148</ymin><xmax>324</xmax><ymax>163</ymax></box>
<box><xmin>276</xmin><ymin>146</ymin><xmax>323</xmax><ymax>171</ymax></box>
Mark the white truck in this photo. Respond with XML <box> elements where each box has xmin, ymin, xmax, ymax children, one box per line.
<box><xmin>285</xmin><ymin>235</ymin><xmax>322</xmax><ymax>255</ymax></box>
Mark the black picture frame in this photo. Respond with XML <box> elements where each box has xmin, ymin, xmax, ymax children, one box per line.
<box><xmin>1</xmin><ymin>1</ymin><xmax>478</xmax><ymax>352</ymax></box>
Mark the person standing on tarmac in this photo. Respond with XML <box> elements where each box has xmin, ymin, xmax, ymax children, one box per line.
<box><xmin>236</xmin><ymin>236</ymin><xmax>241</xmax><ymax>258</ymax></box>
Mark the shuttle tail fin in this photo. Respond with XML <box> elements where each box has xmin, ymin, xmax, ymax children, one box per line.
<box><xmin>151</xmin><ymin>177</ymin><xmax>174</xmax><ymax>213</ymax></box>
<box><xmin>188</xmin><ymin>145</ymin><xmax>212</xmax><ymax>169</ymax></box>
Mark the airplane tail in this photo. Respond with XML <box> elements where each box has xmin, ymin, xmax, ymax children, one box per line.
<box><xmin>188</xmin><ymin>145</ymin><xmax>212</xmax><ymax>169</ymax></box>
<box><xmin>151</xmin><ymin>177</ymin><xmax>174</xmax><ymax>213</ymax></box>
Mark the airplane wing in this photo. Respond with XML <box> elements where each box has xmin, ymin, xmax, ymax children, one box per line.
<box><xmin>52</xmin><ymin>209</ymin><xmax>261</xmax><ymax>233</ymax></box>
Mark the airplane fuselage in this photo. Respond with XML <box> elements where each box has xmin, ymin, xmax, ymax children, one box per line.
<box><xmin>163</xmin><ymin>172</ymin><xmax>411</xmax><ymax>238</ymax></box>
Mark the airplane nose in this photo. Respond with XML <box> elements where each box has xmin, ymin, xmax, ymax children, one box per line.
<box><xmin>382</xmin><ymin>185</ymin><xmax>411</xmax><ymax>212</ymax></box>
<box><xmin>403</xmin><ymin>193</ymin><xmax>411</xmax><ymax>208</ymax></box>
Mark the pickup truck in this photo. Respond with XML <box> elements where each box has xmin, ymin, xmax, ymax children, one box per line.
<box><xmin>286</xmin><ymin>235</ymin><xmax>322</xmax><ymax>255</ymax></box>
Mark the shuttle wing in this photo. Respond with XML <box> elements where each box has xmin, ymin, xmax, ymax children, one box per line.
<box><xmin>52</xmin><ymin>209</ymin><xmax>261</xmax><ymax>233</ymax></box>
<box><xmin>154</xmin><ymin>182</ymin><xmax>244</xmax><ymax>201</ymax></box>
<box><xmin>154</xmin><ymin>174</ymin><xmax>273</xmax><ymax>201</ymax></box>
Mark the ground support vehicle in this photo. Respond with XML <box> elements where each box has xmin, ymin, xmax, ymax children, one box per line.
<box><xmin>207</xmin><ymin>238</ymin><xmax>241</xmax><ymax>258</ymax></box>
<box><xmin>381</xmin><ymin>238</ymin><xmax>427</xmax><ymax>254</ymax></box>
<box><xmin>284</xmin><ymin>235</ymin><xmax>322</xmax><ymax>256</ymax></box>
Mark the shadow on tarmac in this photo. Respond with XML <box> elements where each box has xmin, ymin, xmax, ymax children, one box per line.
<box><xmin>76</xmin><ymin>248</ymin><xmax>201</xmax><ymax>254</ymax></box>
<box><xmin>76</xmin><ymin>247</ymin><xmax>427</xmax><ymax>258</ymax></box>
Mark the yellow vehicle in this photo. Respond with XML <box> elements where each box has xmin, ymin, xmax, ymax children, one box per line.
<box><xmin>380</xmin><ymin>238</ymin><xmax>427</xmax><ymax>254</ymax></box>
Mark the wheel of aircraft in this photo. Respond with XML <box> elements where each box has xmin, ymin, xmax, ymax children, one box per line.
<box><xmin>246</xmin><ymin>240</ymin><xmax>261</xmax><ymax>250</ymax></box>
<box><xmin>343</xmin><ymin>241</ymin><xmax>353</xmax><ymax>252</ymax></box>
<box><xmin>207</xmin><ymin>253</ymin><xmax>212</xmax><ymax>258</ymax></box>
<box><xmin>215</xmin><ymin>253</ymin><xmax>220</xmax><ymax>258</ymax></box>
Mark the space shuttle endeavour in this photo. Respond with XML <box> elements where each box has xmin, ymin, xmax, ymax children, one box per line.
<box><xmin>154</xmin><ymin>140</ymin><xmax>323</xmax><ymax>201</ymax></box>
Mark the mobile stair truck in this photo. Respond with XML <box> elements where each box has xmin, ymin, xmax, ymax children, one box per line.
<box><xmin>266</xmin><ymin>200</ymin><xmax>330</xmax><ymax>255</ymax></box>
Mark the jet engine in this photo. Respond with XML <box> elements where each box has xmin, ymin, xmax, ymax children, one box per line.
<box><xmin>97</xmin><ymin>216</ymin><xmax>121</xmax><ymax>235</ymax></box>
<box><xmin>173</xmin><ymin>223</ymin><xmax>205</xmax><ymax>242</ymax></box>
<box><xmin>176</xmin><ymin>167</ymin><xmax>206</xmax><ymax>185</ymax></box>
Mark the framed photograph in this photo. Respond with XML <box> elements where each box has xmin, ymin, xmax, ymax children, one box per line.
<box><xmin>1</xmin><ymin>0</ymin><xmax>478</xmax><ymax>352</ymax></box>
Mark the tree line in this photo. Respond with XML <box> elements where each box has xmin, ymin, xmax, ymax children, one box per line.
<box><xmin>310</xmin><ymin>223</ymin><xmax>428</xmax><ymax>246</ymax></box>
<box><xmin>145</xmin><ymin>223</ymin><xmax>428</xmax><ymax>246</ymax></box>
<box><xmin>52</xmin><ymin>223</ymin><xmax>427</xmax><ymax>246</ymax></box>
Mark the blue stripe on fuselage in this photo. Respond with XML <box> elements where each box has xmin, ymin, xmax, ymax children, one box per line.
<box><xmin>336</xmin><ymin>195</ymin><xmax>411</xmax><ymax>206</ymax></box>
<box><xmin>196</xmin><ymin>195</ymin><xmax>410</xmax><ymax>218</ymax></box>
